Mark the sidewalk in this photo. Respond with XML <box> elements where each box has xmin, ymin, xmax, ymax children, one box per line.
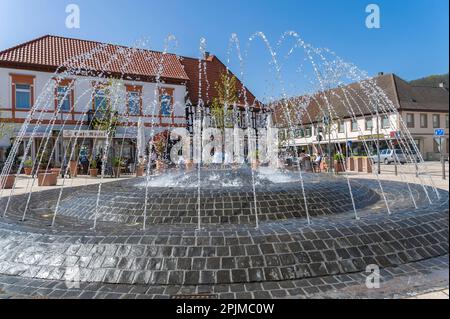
<box><xmin>1</xmin><ymin>175</ymin><xmax>134</xmax><ymax>197</ymax></box>
<box><xmin>345</xmin><ymin>161</ymin><xmax>449</xmax><ymax>299</ymax></box>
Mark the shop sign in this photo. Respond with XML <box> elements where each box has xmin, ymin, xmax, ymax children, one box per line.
<box><xmin>63</xmin><ymin>130</ymin><xmax>108</xmax><ymax>139</ymax></box>
<box><xmin>358</xmin><ymin>134</ymin><xmax>385</xmax><ymax>141</ymax></box>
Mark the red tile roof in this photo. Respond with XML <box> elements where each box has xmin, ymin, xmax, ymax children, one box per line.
<box><xmin>0</xmin><ymin>35</ymin><xmax>189</xmax><ymax>82</ymax></box>
<box><xmin>0</xmin><ymin>35</ymin><xmax>260</xmax><ymax>106</ymax></box>
<box><xmin>180</xmin><ymin>55</ymin><xmax>259</xmax><ymax>107</ymax></box>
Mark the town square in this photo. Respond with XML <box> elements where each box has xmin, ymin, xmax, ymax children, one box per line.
<box><xmin>0</xmin><ymin>0</ymin><xmax>448</xmax><ymax>304</ymax></box>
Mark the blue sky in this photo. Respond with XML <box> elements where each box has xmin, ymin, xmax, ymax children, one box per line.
<box><xmin>0</xmin><ymin>0</ymin><xmax>448</xmax><ymax>99</ymax></box>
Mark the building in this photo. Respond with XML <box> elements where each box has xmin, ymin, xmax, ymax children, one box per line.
<box><xmin>272</xmin><ymin>73</ymin><xmax>449</xmax><ymax>161</ymax></box>
<box><xmin>0</xmin><ymin>35</ymin><xmax>263</xmax><ymax>169</ymax></box>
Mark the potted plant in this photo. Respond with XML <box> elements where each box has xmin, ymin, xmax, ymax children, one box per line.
<box><xmin>334</xmin><ymin>153</ymin><xmax>346</xmax><ymax>173</ymax></box>
<box><xmin>0</xmin><ymin>168</ymin><xmax>16</xmax><ymax>189</ymax></box>
<box><xmin>89</xmin><ymin>157</ymin><xmax>99</xmax><ymax>177</ymax></box>
<box><xmin>112</xmin><ymin>157</ymin><xmax>123</xmax><ymax>178</ymax></box>
<box><xmin>23</xmin><ymin>158</ymin><xmax>33</xmax><ymax>175</ymax></box>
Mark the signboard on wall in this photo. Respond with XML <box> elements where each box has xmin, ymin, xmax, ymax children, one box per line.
<box><xmin>63</xmin><ymin>130</ymin><xmax>108</xmax><ymax>139</ymax></box>
<box><xmin>357</xmin><ymin>134</ymin><xmax>385</xmax><ymax>141</ymax></box>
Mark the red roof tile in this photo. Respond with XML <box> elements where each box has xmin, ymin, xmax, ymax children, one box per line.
<box><xmin>180</xmin><ymin>55</ymin><xmax>259</xmax><ymax>107</ymax></box>
<box><xmin>0</xmin><ymin>35</ymin><xmax>189</xmax><ymax>82</ymax></box>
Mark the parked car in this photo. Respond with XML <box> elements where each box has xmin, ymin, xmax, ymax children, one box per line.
<box><xmin>372</xmin><ymin>149</ymin><xmax>420</xmax><ymax>165</ymax></box>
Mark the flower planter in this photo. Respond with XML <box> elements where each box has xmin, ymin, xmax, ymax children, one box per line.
<box><xmin>1</xmin><ymin>175</ymin><xmax>15</xmax><ymax>189</ymax></box>
<box><xmin>347</xmin><ymin>158</ymin><xmax>355</xmax><ymax>172</ymax></box>
<box><xmin>90</xmin><ymin>168</ymin><xmax>99</xmax><ymax>178</ymax></box>
<box><xmin>356</xmin><ymin>157</ymin><xmax>364</xmax><ymax>172</ymax></box>
<box><xmin>69</xmin><ymin>160</ymin><xmax>78</xmax><ymax>177</ymax></box>
<box><xmin>135</xmin><ymin>166</ymin><xmax>144</xmax><ymax>177</ymax></box>
<box><xmin>24</xmin><ymin>167</ymin><xmax>33</xmax><ymax>175</ymax></box>
<box><xmin>51</xmin><ymin>168</ymin><xmax>61</xmax><ymax>176</ymax></box>
<box><xmin>37</xmin><ymin>173</ymin><xmax>57</xmax><ymax>187</ymax></box>
<box><xmin>334</xmin><ymin>161</ymin><xmax>346</xmax><ymax>173</ymax></box>
<box><xmin>364</xmin><ymin>158</ymin><xmax>373</xmax><ymax>173</ymax></box>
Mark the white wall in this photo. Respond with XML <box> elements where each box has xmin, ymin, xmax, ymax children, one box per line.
<box><xmin>0</xmin><ymin>67</ymin><xmax>187</xmax><ymax>128</ymax></box>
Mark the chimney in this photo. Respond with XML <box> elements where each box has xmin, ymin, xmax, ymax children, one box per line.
<box><xmin>204</xmin><ymin>51</ymin><xmax>210</xmax><ymax>59</ymax></box>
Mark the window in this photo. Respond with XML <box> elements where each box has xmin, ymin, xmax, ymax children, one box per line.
<box><xmin>338</xmin><ymin>121</ymin><xmax>345</xmax><ymax>133</ymax></box>
<box><xmin>94</xmin><ymin>88</ymin><xmax>108</xmax><ymax>111</ymax></box>
<box><xmin>446</xmin><ymin>114</ymin><xmax>449</xmax><ymax>129</ymax></box>
<box><xmin>127</xmin><ymin>92</ymin><xmax>141</xmax><ymax>115</ymax></box>
<box><xmin>294</xmin><ymin>128</ymin><xmax>303</xmax><ymax>138</ymax></box>
<box><xmin>406</xmin><ymin>113</ymin><xmax>415</xmax><ymax>128</ymax></box>
<box><xmin>15</xmin><ymin>84</ymin><xmax>32</xmax><ymax>109</ymax></box>
<box><xmin>159</xmin><ymin>88</ymin><xmax>174</xmax><ymax>116</ymax></box>
<box><xmin>304</xmin><ymin>126</ymin><xmax>312</xmax><ymax>138</ymax></box>
<box><xmin>420</xmin><ymin>114</ymin><xmax>428</xmax><ymax>128</ymax></box>
<box><xmin>11</xmin><ymin>74</ymin><xmax>34</xmax><ymax>110</ymax></box>
<box><xmin>365</xmin><ymin>118</ymin><xmax>373</xmax><ymax>131</ymax></box>
<box><xmin>382</xmin><ymin>115</ymin><xmax>390</xmax><ymax>128</ymax></box>
<box><xmin>351</xmin><ymin>119</ymin><xmax>358</xmax><ymax>132</ymax></box>
<box><xmin>56</xmin><ymin>86</ymin><xmax>71</xmax><ymax>112</ymax></box>
<box><xmin>433</xmin><ymin>114</ymin><xmax>441</xmax><ymax>128</ymax></box>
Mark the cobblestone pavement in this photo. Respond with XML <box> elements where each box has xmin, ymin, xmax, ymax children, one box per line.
<box><xmin>0</xmin><ymin>169</ymin><xmax>447</xmax><ymax>299</ymax></box>
<box><xmin>0</xmin><ymin>255</ymin><xmax>447</xmax><ymax>299</ymax></box>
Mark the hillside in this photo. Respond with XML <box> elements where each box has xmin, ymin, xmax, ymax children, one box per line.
<box><xmin>410</xmin><ymin>73</ymin><xmax>449</xmax><ymax>88</ymax></box>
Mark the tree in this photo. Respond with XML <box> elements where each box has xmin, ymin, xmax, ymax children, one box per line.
<box><xmin>0</xmin><ymin>112</ymin><xmax>14</xmax><ymax>140</ymax></box>
<box><xmin>210</xmin><ymin>73</ymin><xmax>239</xmax><ymax>164</ymax></box>
<box><xmin>0</xmin><ymin>112</ymin><xmax>15</xmax><ymax>165</ymax></box>
<box><xmin>91</xmin><ymin>80</ymin><xmax>121</xmax><ymax>136</ymax></box>
<box><xmin>211</xmin><ymin>73</ymin><xmax>238</xmax><ymax>129</ymax></box>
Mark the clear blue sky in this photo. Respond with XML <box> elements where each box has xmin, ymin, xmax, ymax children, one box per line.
<box><xmin>0</xmin><ymin>0</ymin><xmax>448</xmax><ymax>99</ymax></box>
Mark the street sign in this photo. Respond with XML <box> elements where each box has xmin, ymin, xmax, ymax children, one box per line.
<box><xmin>434</xmin><ymin>128</ymin><xmax>445</xmax><ymax>136</ymax></box>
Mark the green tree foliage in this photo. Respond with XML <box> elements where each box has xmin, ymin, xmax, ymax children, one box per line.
<box><xmin>211</xmin><ymin>73</ymin><xmax>238</xmax><ymax>129</ymax></box>
<box><xmin>92</xmin><ymin>80</ymin><xmax>121</xmax><ymax>136</ymax></box>
<box><xmin>410</xmin><ymin>73</ymin><xmax>449</xmax><ymax>88</ymax></box>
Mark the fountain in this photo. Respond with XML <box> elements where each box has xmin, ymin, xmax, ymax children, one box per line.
<box><xmin>0</xmin><ymin>32</ymin><xmax>447</xmax><ymax>298</ymax></box>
